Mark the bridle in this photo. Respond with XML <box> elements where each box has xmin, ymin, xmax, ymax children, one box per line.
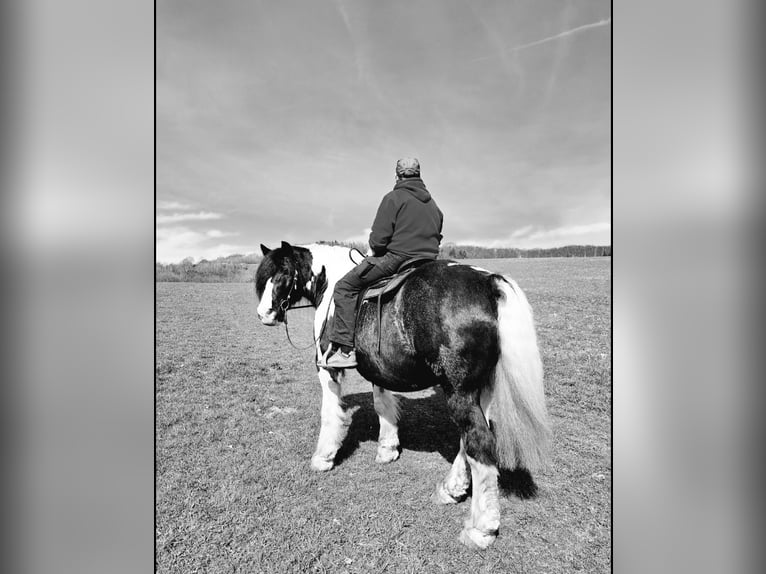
<box><xmin>276</xmin><ymin>269</ymin><xmax>309</xmax><ymax>313</ymax></box>
<box><xmin>275</xmin><ymin>267</ymin><xmax>322</xmax><ymax>351</ymax></box>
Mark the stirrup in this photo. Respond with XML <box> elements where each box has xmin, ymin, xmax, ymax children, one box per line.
<box><xmin>317</xmin><ymin>344</ymin><xmax>334</xmax><ymax>367</ymax></box>
<box><xmin>325</xmin><ymin>349</ymin><xmax>357</xmax><ymax>369</ymax></box>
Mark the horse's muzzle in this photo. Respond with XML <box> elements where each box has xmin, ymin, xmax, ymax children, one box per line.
<box><xmin>258</xmin><ymin>309</ymin><xmax>280</xmax><ymax>326</ymax></box>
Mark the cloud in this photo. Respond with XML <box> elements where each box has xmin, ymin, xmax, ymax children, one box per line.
<box><xmin>526</xmin><ymin>221</ymin><xmax>611</xmax><ymax>241</ymax></box>
<box><xmin>461</xmin><ymin>221</ymin><xmax>611</xmax><ymax>249</ymax></box>
<box><xmin>333</xmin><ymin>0</ymin><xmax>352</xmax><ymax>32</ymax></box>
<box><xmin>157</xmin><ymin>200</ymin><xmax>193</xmax><ymax>210</ymax></box>
<box><xmin>205</xmin><ymin>229</ymin><xmax>238</xmax><ymax>239</ymax></box>
<box><xmin>332</xmin><ymin>0</ymin><xmax>387</xmax><ymax>105</ymax></box>
<box><xmin>156</xmin><ymin>211</ymin><xmax>223</xmax><ymax>224</ymax></box>
<box><xmin>156</xmin><ymin>226</ymin><xmax>250</xmax><ymax>263</ymax></box>
<box><xmin>510</xmin><ymin>225</ymin><xmax>534</xmax><ymax>239</ymax></box>
<box><xmin>467</xmin><ymin>5</ymin><xmax>526</xmax><ymax>88</ymax></box>
<box><xmin>471</xmin><ymin>17</ymin><xmax>612</xmax><ymax>61</ymax></box>
<box><xmin>343</xmin><ymin>227</ymin><xmax>372</xmax><ymax>244</ymax></box>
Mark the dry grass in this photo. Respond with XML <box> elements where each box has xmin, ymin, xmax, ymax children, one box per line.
<box><xmin>156</xmin><ymin>257</ymin><xmax>611</xmax><ymax>573</ymax></box>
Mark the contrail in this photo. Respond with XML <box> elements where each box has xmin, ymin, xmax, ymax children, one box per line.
<box><xmin>471</xmin><ymin>17</ymin><xmax>611</xmax><ymax>61</ymax></box>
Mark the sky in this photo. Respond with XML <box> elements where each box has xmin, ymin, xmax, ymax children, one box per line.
<box><xmin>157</xmin><ymin>0</ymin><xmax>611</xmax><ymax>263</ymax></box>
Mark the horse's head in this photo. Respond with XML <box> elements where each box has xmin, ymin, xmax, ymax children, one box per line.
<box><xmin>255</xmin><ymin>241</ymin><xmax>301</xmax><ymax>325</ymax></box>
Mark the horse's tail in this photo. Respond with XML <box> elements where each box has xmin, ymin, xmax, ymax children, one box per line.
<box><xmin>484</xmin><ymin>276</ymin><xmax>551</xmax><ymax>471</ymax></box>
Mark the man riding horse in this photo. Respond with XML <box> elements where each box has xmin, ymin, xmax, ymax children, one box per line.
<box><xmin>319</xmin><ymin>157</ymin><xmax>444</xmax><ymax>369</ymax></box>
<box><xmin>255</xmin><ymin>173</ymin><xmax>549</xmax><ymax>547</ymax></box>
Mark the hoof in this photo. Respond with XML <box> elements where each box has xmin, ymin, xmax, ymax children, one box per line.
<box><xmin>310</xmin><ymin>456</ymin><xmax>334</xmax><ymax>472</ymax></box>
<box><xmin>431</xmin><ymin>484</ymin><xmax>462</xmax><ymax>505</ymax></box>
<box><xmin>459</xmin><ymin>527</ymin><xmax>497</xmax><ymax>550</ymax></box>
<box><xmin>375</xmin><ymin>446</ymin><xmax>400</xmax><ymax>464</ymax></box>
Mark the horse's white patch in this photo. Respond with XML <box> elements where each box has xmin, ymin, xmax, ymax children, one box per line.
<box><xmin>311</xmin><ymin>368</ymin><xmax>348</xmax><ymax>470</ymax></box>
<box><xmin>300</xmin><ymin>243</ymin><xmax>355</xmax><ymax>282</ymax></box>
<box><xmin>465</xmin><ymin>454</ymin><xmax>500</xmax><ymax>538</ymax></box>
<box><xmin>469</xmin><ymin>265</ymin><xmax>492</xmax><ymax>274</ymax></box>
<box><xmin>300</xmin><ymin>244</ymin><xmax>356</xmax><ymax>350</ymax></box>
<box><xmin>479</xmin><ymin>386</ymin><xmax>493</xmax><ymax>425</ymax></box>
<box><xmin>294</xmin><ymin>296</ymin><xmax>313</xmax><ymax>308</ymax></box>
<box><xmin>446</xmin><ymin>262</ymin><xmax>492</xmax><ymax>275</ymax></box>
<box><xmin>257</xmin><ymin>279</ymin><xmax>278</xmax><ymax>325</ymax></box>
<box><xmin>434</xmin><ymin>438</ymin><xmax>470</xmax><ymax>503</ymax></box>
<box><xmin>373</xmin><ymin>386</ymin><xmax>400</xmax><ymax>462</ymax></box>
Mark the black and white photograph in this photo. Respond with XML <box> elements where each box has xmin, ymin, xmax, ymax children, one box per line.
<box><xmin>156</xmin><ymin>1</ymin><xmax>611</xmax><ymax>572</ymax></box>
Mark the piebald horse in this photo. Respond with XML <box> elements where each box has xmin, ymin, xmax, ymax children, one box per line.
<box><xmin>255</xmin><ymin>241</ymin><xmax>550</xmax><ymax>549</ymax></box>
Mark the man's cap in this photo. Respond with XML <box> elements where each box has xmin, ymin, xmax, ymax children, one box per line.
<box><xmin>396</xmin><ymin>157</ymin><xmax>420</xmax><ymax>177</ymax></box>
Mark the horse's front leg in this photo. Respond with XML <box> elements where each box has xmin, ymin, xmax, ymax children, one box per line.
<box><xmin>372</xmin><ymin>385</ymin><xmax>400</xmax><ymax>464</ymax></box>
<box><xmin>311</xmin><ymin>368</ymin><xmax>349</xmax><ymax>471</ymax></box>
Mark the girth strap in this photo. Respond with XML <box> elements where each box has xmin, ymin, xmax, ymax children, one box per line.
<box><xmin>377</xmin><ymin>291</ymin><xmax>383</xmax><ymax>354</ymax></box>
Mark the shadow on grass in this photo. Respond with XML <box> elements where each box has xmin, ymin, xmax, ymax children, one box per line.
<box><xmin>335</xmin><ymin>388</ymin><xmax>460</xmax><ymax>466</ymax></box>
<box><xmin>334</xmin><ymin>388</ymin><xmax>538</xmax><ymax>499</ymax></box>
<box><xmin>499</xmin><ymin>467</ymin><xmax>538</xmax><ymax>499</ymax></box>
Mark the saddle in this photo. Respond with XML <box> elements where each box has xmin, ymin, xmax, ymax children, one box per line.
<box><xmin>356</xmin><ymin>256</ymin><xmax>435</xmax><ymax>353</ymax></box>
<box><xmin>360</xmin><ymin>256</ymin><xmax>434</xmax><ymax>302</ymax></box>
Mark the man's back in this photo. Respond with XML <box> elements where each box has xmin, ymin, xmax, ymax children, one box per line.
<box><xmin>369</xmin><ymin>177</ymin><xmax>443</xmax><ymax>259</ymax></box>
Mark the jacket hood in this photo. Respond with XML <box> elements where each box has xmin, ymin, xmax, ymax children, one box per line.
<box><xmin>394</xmin><ymin>177</ymin><xmax>431</xmax><ymax>202</ymax></box>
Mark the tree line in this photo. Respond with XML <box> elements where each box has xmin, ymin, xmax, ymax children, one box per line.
<box><xmin>155</xmin><ymin>242</ymin><xmax>611</xmax><ymax>282</ymax></box>
<box><xmin>314</xmin><ymin>240</ymin><xmax>612</xmax><ymax>259</ymax></box>
<box><xmin>440</xmin><ymin>243</ymin><xmax>611</xmax><ymax>259</ymax></box>
<box><xmin>155</xmin><ymin>253</ymin><xmax>260</xmax><ymax>282</ymax></box>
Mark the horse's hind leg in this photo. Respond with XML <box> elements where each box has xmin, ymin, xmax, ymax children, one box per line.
<box><xmin>447</xmin><ymin>392</ymin><xmax>501</xmax><ymax>549</ymax></box>
<box><xmin>311</xmin><ymin>368</ymin><xmax>349</xmax><ymax>471</ymax></box>
<box><xmin>462</xmin><ymin>452</ymin><xmax>501</xmax><ymax>549</ymax></box>
<box><xmin>431</xmin><ymin>438</ymin><xmax>470</xmax><ymax>504</ymax></box>
<box><xmin>372</xmin><ymin>385</ymin><xmax>400</xmax><ymax>464</ymax></box>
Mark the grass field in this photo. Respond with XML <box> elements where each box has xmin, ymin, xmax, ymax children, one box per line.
<box><xmin>156</xmin><ymin>257</ymin><xmax>611</xmax><ymax>573</ymax></box>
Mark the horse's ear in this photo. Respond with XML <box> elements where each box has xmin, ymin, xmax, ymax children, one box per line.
<box><xmin>280</xmin><ymin>241</ymin><xmax>293</xmax><ymax>253</ymax></box>
<box><xmin>260</xmin><ymin>244</ymin><xmax>271</xmax><ymax>255</ymax></box>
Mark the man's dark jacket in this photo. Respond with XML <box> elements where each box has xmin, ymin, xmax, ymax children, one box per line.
<box><xmin>368</xmin><ymin>177</ymin><xmax>443</xmax><ymax>259</ymax></box>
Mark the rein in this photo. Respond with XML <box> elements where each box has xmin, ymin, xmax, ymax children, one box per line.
<box><xmin>278</xmin><ymin>249</ymin><xmax>344</xmax><ymax>351</ymax></box>
<box><xmin>277</xmin><ymin>269</ymin><xmax>315</xmax><ymax>350</ymax></box>
<box><xmin>283</xmin><ymin>304</ymin><xmax>331</xmax><ymax>351</ymax></box>
<box><xmin>283</xmin><ymin>319</ymin><xmax>319</xmax><ymax>351</ymax></box>
<box><xmin>349</xmin><ymin>247</ymin><xmax>366</xmax><ymax>264</ymax></box>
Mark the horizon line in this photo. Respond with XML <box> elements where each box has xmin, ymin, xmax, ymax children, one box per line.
<box><xmin>156</xmin><ymin>241</ymin><xmax>612</xmax><ymax>264</ymax></box>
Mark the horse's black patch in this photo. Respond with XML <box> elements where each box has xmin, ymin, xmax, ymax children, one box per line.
<box><xmin>355</xmin><ymin>261</ymin><xmax>500</xmax><ymax>393</ymax></box>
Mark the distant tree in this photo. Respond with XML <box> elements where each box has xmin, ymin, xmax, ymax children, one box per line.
<box><xmin>242</xmin><ymin>253</ymin><xmax>262</xmax><ymax>264</ymax></box>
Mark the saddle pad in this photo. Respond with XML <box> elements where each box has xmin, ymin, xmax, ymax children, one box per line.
<box><xmin>361</xmin><ymin>267</ymin><xmax>416</xmax><ymax>301</ymax></box>
<box><xmin>361</xmin><ymin>257</ymin><xmax>434</xmax><ymax>301</ymax></box>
